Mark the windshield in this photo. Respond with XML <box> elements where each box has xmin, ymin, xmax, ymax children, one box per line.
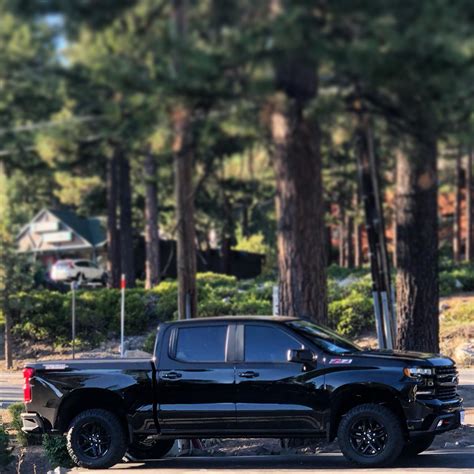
<box><xmin>286</xmin><ymin>320</ymin><xmax>361</xmax><ymax>354</ymax></box>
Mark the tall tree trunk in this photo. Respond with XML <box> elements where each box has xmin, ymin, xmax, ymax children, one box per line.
<box><xmin>338</xmin><ymin>208</ymin><xmax>346</xmax><ymax>267</ymax></box>
<box><xmin>453</xmin><ymin>151</ymin><xmax>462</xmax><ymax>262</ymax></box>
<box><xmin>344</xmin><ymin>214</ymin><xmax>354</xmax><ymax>268</ymax></box>
<box><xmin>172</xmin><ymin>0</ymin><xmax>197</xmax><ymax>319</ymax></box>
<box><xmin>353</xmin><ymin>192</ymin><xmax>363</xmax><ymax>267</ymax></box>
<box><xmin>144</xmin><ymin>149</ymin><xmax>160</xmax><ymax>289</ymax></box>
<box><xmin>392</xmin><ymin>161</ymin><xmax>398</xmax><ymax>268</ymax></box>
<box><xmin>354</xmin><ymin>222</ymin><xmax>363</xmax><ymax>267</ymax></box>
<box><xmin>106</xmin><ymin>150</ymin><xmax>120</xmax><ymax>288</ymax></box>
<box><xmin>396</xmin><ymin>137</ymin><xmax>439</xmax><ymax>352</ymax></box>
<box><xmin>173</xmin><ymin>107</ymin><xmax>197</xmax><ymax>319</ymax></box>
<box><xmin>271</xmin><ymin>100</ymin><xmax>327</xmax><ymax>323</ymax></box>
<box><xmin>466</xmin><ymin>148</ymin><xmax>473</xmax><ymax>261</ymax></box>
<box><xmin>118</xmin><ymin>150</ymin><xmax>135</xmax><ymax>288</ymax></box>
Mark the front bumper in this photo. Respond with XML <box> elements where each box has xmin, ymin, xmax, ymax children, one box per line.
<box><xmin>21</xmin><ymin>412</ymin><xmax>46</xmax><ymax>434</ymax></box>
<box><xmin>405</xmin><ymin>396</ymin><xmax>463</xmax><ymax>435</ymax></box>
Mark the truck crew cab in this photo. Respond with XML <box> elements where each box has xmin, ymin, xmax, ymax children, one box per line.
<box><xmin>21</xmin><ymin>316</ymin><xmax>464</xmax><ymax>469</ymax></box>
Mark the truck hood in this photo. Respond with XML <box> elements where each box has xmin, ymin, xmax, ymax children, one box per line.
<box><xmin>353</xmin><ymin>349</ymin><xmax>454</xmax><ymax>367</ymax></box>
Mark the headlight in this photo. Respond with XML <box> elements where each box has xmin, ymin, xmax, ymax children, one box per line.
<box><xmin>404</xmin><ymin>367</ymin><xmax>434</xmax><ymax>378</ymax></box>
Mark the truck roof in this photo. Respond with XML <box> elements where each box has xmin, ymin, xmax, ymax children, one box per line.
<box><xmin>164</xmin><ymin>316</ymin><xmax>299</xmax><ymax>324</ymax></box>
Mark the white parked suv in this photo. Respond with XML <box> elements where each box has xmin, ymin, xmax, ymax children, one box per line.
<box><xmin>50</xmin><ymin>259</ymin><xmax>107</xmax><ymax>285</ymax></box>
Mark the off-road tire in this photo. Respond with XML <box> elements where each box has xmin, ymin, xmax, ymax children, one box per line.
<box><xmin>337</xmin><ymin>403</ymin><xmax>404</xmax><ymax>467</ymax></box>
<box><xmin>67</xmin><ymin>409</ymin><xmax>127</xmax><ymax>469</ymax></box>
<box><xmin>401</xmin><ymin>433</ymin><xmax>435</xmax><ymax>457</ymax></box>
<box><xmin>126</xmin><ymin>438</ymin><xmax>174</xmax><ymax>460</ymax></box>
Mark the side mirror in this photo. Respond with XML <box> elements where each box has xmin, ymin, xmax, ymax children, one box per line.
<box><xmin>287</xmin><ymin>348</ymin><xmax>315</xmax><ymax>364</ymax></box>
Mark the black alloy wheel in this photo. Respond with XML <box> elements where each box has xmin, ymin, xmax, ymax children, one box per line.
<box><xmin>67</xmin><ymin>409</ymin><xmax>127</xmax><ymax>469</ymax></box>
<box><xmin>77</xmin><ymin>421</ymin><xmax>111</xmax><ymax>459</ymax></box>
<box><xmin>349</xmin><ymin>416</ymin><xmax>388</xmax><ymax>456</ymax></box>
<box><xmin>337</xmin><ymin>403</ymin><xmax>404</xmax><ymax>467</ymax></box>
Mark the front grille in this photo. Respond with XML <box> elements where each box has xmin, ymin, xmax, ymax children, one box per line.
<box><xmin>434</xmin><ymin>365</ymin><xmax>458</xmax><ymax>400</ymax></box>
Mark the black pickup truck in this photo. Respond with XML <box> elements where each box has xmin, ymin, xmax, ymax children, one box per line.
<box><xmin>21</xmin><ymin>316</ymin><xmax>464</xmax><ymax>469</ymax></box>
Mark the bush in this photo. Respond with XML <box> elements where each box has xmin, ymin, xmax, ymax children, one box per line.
<box><xmin>11</xmin><ymin>288</ymin><xmax>164</xmax><ymax>347</ymax></box>
<box><xmin>10</xmin><ymin>273</ymin><xmax>273</xmax><ymax>347</ymax></box>
<box><xmin>328</xmin><ymin>290</ymin><xmax>374</xmax><ymax>336</ymax></box>
<box><xmin>42</xmin><ymin>434</ymin><xmax>75</xmax><ymax>469</ymax></box>
<box><xmin>142</xmin><ymin>331</ymin><xmax>156</xmax><ymax>354</ymax></box>
<box><xmin>0</xmin><ymin>420</ymin><xmax>13</xmax><ymax>470</ymax></box>
<box><xmin>439</xmin><ymin>262</ymin><xmax>474</xmax><ymax>296</ymax></box>
<box><xmin>8</xmin><ymin>402</ymin><xmax>29</xmax><ymax>447</ymax></box>
<box><xmin>11</xmin><ymin>269</ymin><xmax>382</xmax><ymax>347</ymax></box>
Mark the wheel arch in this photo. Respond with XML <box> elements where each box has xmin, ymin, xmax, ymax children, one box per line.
<box><xmin>329</xmin><ymin>383</ymin><xmax>406</xmax><ymax>441</ymax></box>
<box><xmin>55</xmin><ymin>388</ymin><xmax>129</xmax><ymax>437</ymax></box>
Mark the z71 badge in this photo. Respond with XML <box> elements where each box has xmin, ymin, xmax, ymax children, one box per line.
<box><xmin>329</xmin><ymin>358</ymin><xmax>353</xmax><ymax>364</ymax></box>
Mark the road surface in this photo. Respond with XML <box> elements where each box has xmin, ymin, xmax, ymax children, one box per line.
<box><xmin>73</xmin><ymin>449</ymin><xmax>474</xmax><ymax>473</ymax></box>
<box><xmin>0</xmin><ymin>370</ymin><xmax>22</xmax><ymax>407</ymax></box>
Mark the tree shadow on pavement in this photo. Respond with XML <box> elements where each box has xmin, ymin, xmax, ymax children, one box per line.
<box><xmin>116</xmin><ymin>450</ymin><xmax>474</xmax><ymax>471</ymax></box>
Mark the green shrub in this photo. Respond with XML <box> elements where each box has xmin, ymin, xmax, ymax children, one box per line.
<box><xmin>439</xmin><ymin>263</ymin><xmax>474</xmax><ymax>296</ymax></box>
<box><xmin>11</xmin><ymin>288</ymin><xmax>163</xmax><ymax>347</ymax></box>
<box><xmin>11</xmin><ymin>269</ymin><xmax>381</xmax><ymax>347</ymax></box>
<box><xmin>42</xmin><ymin>434</ymin><xmax>75</xmax><ymax>469</ymax></box>
<box><xmin>328</xmin><ymin>290</ymin><xmax>374</xmax><ymax>336</ymax></box>
<box><xmin>8</xmin><ymin>402</ymin><xmax>29</xmax><ymax>447</ymax></box>
<box><xmin>0</xmin><ymin>420</ymin><xmax>13</xmax><ymax>470</ymax></box>
<box><xmin>327</xmin><ymin>264</ymin><xmax>370</xmax><ymax>281</ymax></box>
<box><xmin>142</xmin><ymin>331</ymin><xmax>156</xmax><ymax>354</ymax></box>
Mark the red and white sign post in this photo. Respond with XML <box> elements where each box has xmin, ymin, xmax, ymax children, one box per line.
<box><xmin>120</xmin><ymin>274</ymin><xmax>126</xmax><ymax>358</ymax></box>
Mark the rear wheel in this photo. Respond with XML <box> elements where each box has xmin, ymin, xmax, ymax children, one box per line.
<box><xmin>337</xmin><ymin>403</ymin><xmax>404</xmax><ymax>467</ymax></box>
<box><xmin>126</xmin><ymin>438</ymin><xmax>174</xmax><ymax>460</ymax></box>
<box><xmin>402</xmin><ymin>433</ymin><xmax>435</xmax><ymax>457</ymax></box>
<box><xmin>67</xmin><ymin>409</ymin><xmax>127</xmax><ymax>469</ymax></box>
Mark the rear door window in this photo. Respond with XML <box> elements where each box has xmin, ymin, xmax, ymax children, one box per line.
<box><xmin>174</xmin><ymin>325</ymin><xmax>228</xmax><ymax>362</ymax></box>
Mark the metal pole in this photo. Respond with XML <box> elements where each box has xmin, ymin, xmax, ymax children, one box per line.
<box><xmin>372</xmin><ymin>291</ymin><xmax>385</xmax><ymax>349</ymax></box>
<box><xmin>71</xmin><ymin>281</ymin><xmax>76</xmax><ymax>360</ymax></box>
<box><xmin>355</xmin><ymin>112</ymin><xmax>396</xmax><ymax>349</ymax></box>
<box><xmin>272</xmin><ymin>285</ymin><xmax>279</xmax><ymax>316</ymax></box>
<box><xmin>120</xmin><ymin>274</ymin><xmax>125</xmax><ymax>358</ymax></box>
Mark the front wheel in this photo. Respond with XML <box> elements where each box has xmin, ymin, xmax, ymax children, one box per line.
<box><xmin>126</xmin><ymin>438</ymin><xmax>174</xmax><ymax>460</ymax></box>
<box><xmin>337</xmin><ymin>403</ymin><xmax>404</xmax><ymax>467</ymax></box>
<box><xmin>401</xmin><ymin>433</ymin><xmax>435</xmax><ymax>457</ymax></box>
<box><xmin>67</xmin><ymin>409</ymin><xmax>127</xmax><ymax>469</ymax></box>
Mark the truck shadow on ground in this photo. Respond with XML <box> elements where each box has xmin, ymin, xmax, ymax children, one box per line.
<box><xmin>115</xmin><ymin>450</ymin><xmax>474</xmax><ymax>470</ymax></box>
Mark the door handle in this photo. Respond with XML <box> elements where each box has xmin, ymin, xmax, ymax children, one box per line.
<box><xmin>161</xmin><ymin>371</ymin><xmax>182</xmax><ymax>380</ymax></box>
<box><xmin>238</xmin><ymin>371</ymin><xmax>259</xmax><ymax>379</ymax></box>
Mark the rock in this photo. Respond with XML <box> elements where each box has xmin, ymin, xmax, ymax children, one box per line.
<box><xmin>454</xmin><ymin>342</ymin><xmax>474</xmax><ymax>366</ymax></box>
<box><xmin>337</xmin><ymin>276</ymin><xmax>359</xmax><ymax>288</ymax></box>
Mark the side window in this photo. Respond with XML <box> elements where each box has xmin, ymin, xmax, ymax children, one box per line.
<box><xmin>245</xmin><ymin>325</ymin><xmax>303</xmax><ymax>363</ymax></box>
<box><xmin>174</xmin><ymin>325</ymin><xmax>228</xmax><ymax>362</ymax></box>
<box><xmin>76</xmin><ymin>261</ymin><xmax>87</xmax><ymax>267</ymax></box>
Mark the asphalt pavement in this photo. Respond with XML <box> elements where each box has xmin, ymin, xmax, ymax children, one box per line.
<box><xmin>74</xmin><ymin>449</ymin><xmax>474</xmax><ymax>473</ymax></box>
<box><xmin>0</xmin><ymin>370</ymin><xmax>22</xmax><ymax>407</ymax></box>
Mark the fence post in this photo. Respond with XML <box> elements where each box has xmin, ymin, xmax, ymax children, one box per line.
<box><xmin>120</xmin><ymin>274</ymin><xmax>126</xmax><ymax>358</ymax></box>
<box><xmin>71</xmin><ymin>281</ymin><xmax>77</xmax><ymax>360</ymax></box>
